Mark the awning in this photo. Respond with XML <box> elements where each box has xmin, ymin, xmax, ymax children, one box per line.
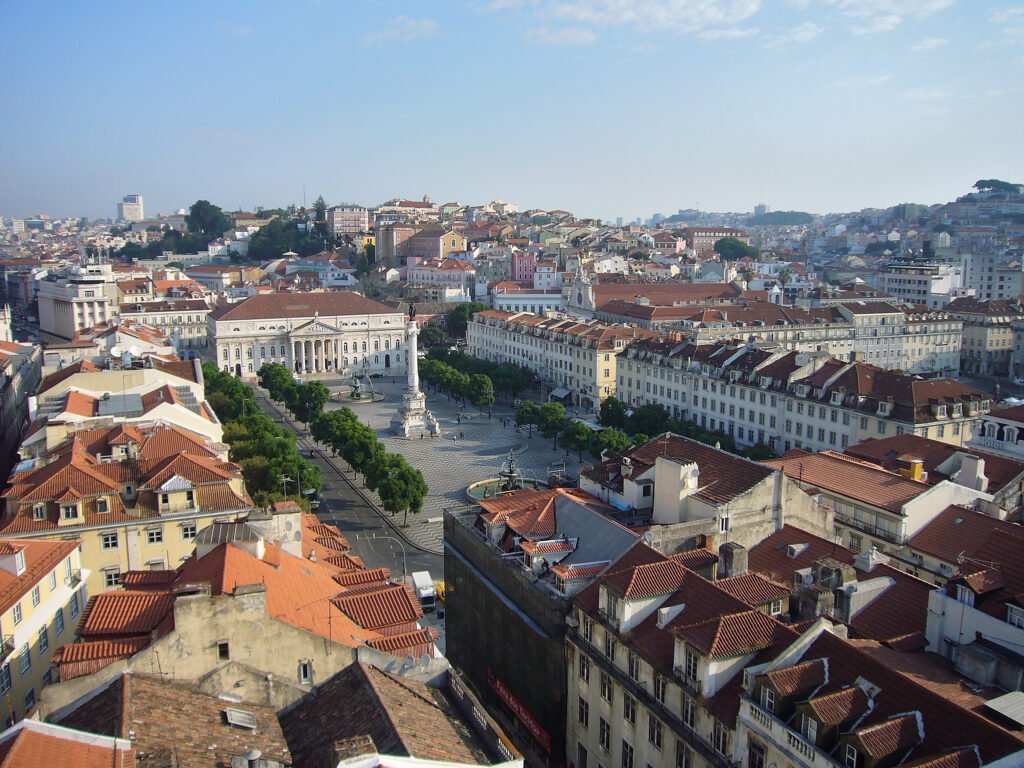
<box><xmin>550</xmin><ymin>388</ymin><xmax>571</xmax><ymax>399</ymax></box>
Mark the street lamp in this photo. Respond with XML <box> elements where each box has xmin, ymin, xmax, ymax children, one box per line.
<box><xmin>281</xmin><ymin>475</ymin><xmax>293</xmax><ymax>498</ymax></box>
<box><xmin>369</xmin><ymin>533</ymin><xmax>407</xmax><ymax>584</ymax></box>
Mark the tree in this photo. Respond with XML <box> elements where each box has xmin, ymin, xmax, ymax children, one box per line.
<box><xmin>185</xmin><ymin>200</ymin><xmax>231</xmax><ymax>240</ymax></box>
<box><xmin>450</xmin><ymin>371</ymin><xmax>471</xmax><ymax>406</ymax></box>
<box><xmin>539</xmin><ymin>402</ymin><xmax>567</xmax><ymax>449</ymax></box>
<box><xmin>628</xmin><ymin>404</ymin><xmax>669</xmax><ymax>438</ymax></box>
<box><xmin>516</xmin><ymin>401</ymin><xmax>541</xmax><ymax>438</ymax></box>
<box><xmin>974</xmin><ymin>179</ymin><xmax>1020</xmax><ymax>195</ymax></box>
<box><xmin>447</xmin><ymin>302</ymin><xmax>488</xmax><ymax>338</ymax></box>
<box><xmin>740</xmin><ymin>442</ymin><xmax>778</xmax><ymax>461</ymax></box>
<box><xmin>777</xmin><ymin>268</ymin><xmax>791</xmax><ymax>288</ymax></box>
<box><xmin>341</xmin><ymin>423</ymin><xmax>383</xmax><ymax>478</ymax></box>
<box><xmin>313</xmin><ymin>195</ymin><xmax>328</xmax><ymax>239</ymax></box>
<box><xmin>295</xmin><ymin>381</ymin><xmax>330</xmax><ymax>425</ymax></box>
<box><xmin>419</xmin><ymin>322</ymin><xmax>448</xmax><ymax>349</ymax></box>
<box><xmin>468</xmin><ymin>374</ymin><xmax>495</xmax><ymax>416</ymax></box>
<box><xmin>560</xmin><ymin>420</ymin><xmax>593</xmax><ymax>460</ymax></box>
<box><xmin>366</xmin><ymin>454</ymin><xmax>429</xmax><ymax>527</ymax></box>
<box><xmin>589</xmin><ymin>428</ymin><xmax>631</xmax><ymax>460</ymax></box>
<box><xmin>739</xmin><ymin>266</ymin><xmax>755</xmax><ymax>284</ymax></box>
<box><xmin>713</xmin><ymin>236</ymin><xmax>757</xmax><ymax>261</ymax></box>
<box><xmin>598</xmin><ymin>397</ymin><xmax>629</xmax><ymax>430</ymax></box>
<box><xmin>165</xmin><ymin>261</ymin><xmax>184</xmax><ymax>270</ymax></box>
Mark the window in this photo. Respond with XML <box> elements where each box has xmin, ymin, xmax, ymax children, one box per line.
<box><xmin>681</xmin><ymin>695</ymin><xmax>695</xmax><ymax>727</ymax></box>
<box><xmin>186</xmin><ymin>490</ymin><xmax>195</xmax><ymax>509</ymax></box>
<box><xmin>848</xmin><ymin>533</ymin><xmax>862</xmax><ymax>551</ymax></box>
<box><xmin>23</xmin><ymin>689</ymin><xmax>34</xmax><ymax>713</ymax></box>
<box><xmin>580</xmin><ymin>655</ymin><xmax>591</xmax><ymax>683</ymax></box>
<box><xmin>160</xmin><ymin>493</ymin><xmax>169</xmax><ymax>508</ymax></box>
<box><xmin>218</xmin><ymin>642</ymin><xmax>230</xmax><ymax>661</ymax></box>
<box><xmin>769</xmin><ymin>599</ymin><xmax>784</xmax><ymax>616</ymax></box>
<box><xmin>675</xmin><ymin>742</ymin><xmax>691</xmax><ymax>768</ymax></box>
<box><xmin>760</xmin><ymin>686</ymin><xmax>775</xmax><ymax>712</ymax></box>
<box><xmin>32</xmin><ymin>504</ymin><xmax>44</xmax><ymax>520</ymax></box>
<box><xmin>37</xmin><ymin>626</ymin><xmax>48</xmax><ymax>654</ymax></box>
<box><xmin>147</xmin><ymin>529</ymin><xmax>163</xmax><ymax>544</ymax></box>
<box><xmin>956</xmin><ymin>585</ymin><xmax>975</xmax><ymax>607</ymax></box>
<box><xmin>0</xmin><ymin>665</ymin><xmax>10</xmax><ymax>696</ymax></box>
<box><xmin>101</xmin><ymin>532</ymin><xmax>118</xmax><ymax>550</ymax></box>
<box><xmin>600</xmin><ymin>672</ymin><xmax>613</xmax><ymax>703</ymax></box>
<box><xmin>623</xmin><ymin>693</ymin><xmax>636</xmax><ymax>725</ymax></box>
<box><xmin>684</xmin><ymin>648</ymin><xmax>698</xmax><ymax>681</ymax></box>
<box><xmin>61</xmin><ymin>505</ymin><xmax>77</xmax><ymax>520</ymax></box>
<box><xmin>579</xmin><ymin>696</ymin><xmax>590</xmax><ymax>728</ymax></box>
<box><xmin>97</xmin><ymin>498</ymin><xmax>108</xmax><ymax>514</ymax></box>
<box><xmin>583</xmin><ymin>615</ymin><xmax>594</xmax><ymax>643</ymax></box>
<box><xmin>845</xmin><ymin>745</ymin><xmax>859</xmax><ymax>768</ymax></box>
<box><xmin>621</xmin><ymin>741</ymin><xmax>634</xmax><ymax>768</ymax></box>
<box><xmin>748</xmin><ymin>741</ymin><xmax>766</xmax><ymax>768</ymax></box>
<box><xmin>597</xmin><ymin>717</ymin><xmax>612</xmax><ymax>751</ymax></box>
<box><xmin>628</xmin><ymin>651</ymin><xmax>640</xmax><ymax>680</ymax></box>
<box><xmin>12</xmin><ymin>603</ymin><xmax>22</xmax><ymax>626</ymax></box>
<box><xmin>713</xmin><ymin>721</ymin><xmax>730</xmax><ymax>755</ymax></box>
<box><xmin>54</xmin><ymin>608</ymin><xmax>64</xmax><ymax>637</ymax></box>
<box><xmin>604</xmin><ymin>633</ymin><xmax>616</xmax><ymax>660</ymax></box>
<box><xmin>18</xmin><ymin>644</ymin><xmax>30</xmax><ymax>675</ymax></box>
<box><xmin>30</xmin><ymin>586</ymin><xmax>40</xmax><ymax>607</ymax></box>
<box><xmin>182</xmin><ymin>523</ymin><xmax>197</xmax><ymax>540</ymax></box>
<box><xmin>648</xmin><ymin>716</ymin><xmax>663</xmax><ymax>750</ymax></box>
<box><xmin>104</xmin><ymin>569</ymin><xmax>120</xmax><ymax>589</ymax></box>
<box><xmin>299</xmin><ymin>661</ymin><xmax>313</xmax><ymax>684</ymax></box>
<box><xmin>69</xmin><ymin>593</ymin><xmax>79</xmax><ymax>619</ymax></box>
<box><xmin>579</xmin><ymin>743</ymin><xmax>589</xmax><ymax>768</ymax></box>
<box><xmin>1009</xmin><ymin>606</ymin><xmax>1024</xmax><ymax>629</ymax></box>
<box><xmin>720</xmin><ymin>516</ymin><xmax>730</xmax><ymax>533</ymax></box>
<box><xmin>801</xmin><ymin>713</ymin><xmax>818</xmax><ymax>742</ymax></box>
<box><xmin>48</xmin><ymin>572</ymin><xmax>56</xmax><ymax>591</ymax></box>
<box><xmin>654</xmin><ymin>675</ymin><xmax>667</xmax><ymax>704</ymax></box>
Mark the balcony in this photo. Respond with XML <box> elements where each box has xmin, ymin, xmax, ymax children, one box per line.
<box><xmin>740</xmin><ymin>698</ymin><xmax>830</xmax><ymax>768</ymax></box>
<box><xmin>673</xmin><ymin>666</ymin><xmax>703</xmax><ymax>696</ymax></box>
<box><xmin>64</xmin><ymin>569</ymin><xmax>82</xmax><ymax>588</ymax></box>
<box><xmin>833</xmin><ymin>511</ymin><xmax>904</xmax><ymax>546</ymax></box>
<box><xmin>0</xmin><ymin>635</ymin><xmax>14</xmax><ymax>663</ymax></box>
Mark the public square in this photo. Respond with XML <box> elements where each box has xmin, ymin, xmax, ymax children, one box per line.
<box><xmin>307</xmin><ymin>375</ymin><xmax>591</xmax><ymax>554</ymax></box>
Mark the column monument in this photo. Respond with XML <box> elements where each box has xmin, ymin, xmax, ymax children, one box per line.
<box><xmin>390</xmin><ymin>320</ymin><xmax>441</xmax><ymax>437</ymax></box>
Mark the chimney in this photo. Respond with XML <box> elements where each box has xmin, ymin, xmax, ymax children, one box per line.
<box><xmin>959</xmin><ymin>454</ymin><xmax>989</xmax><ymax>493</ymax></box>
<box><xmin>718</xmin><ymin>542</ymin><xmax>748</xmax><ymax>578</ymax></box>
<box><xmin>898</xmin><ymin>458</ymin><xmax>924</xmax><ymax>482</ymax></box>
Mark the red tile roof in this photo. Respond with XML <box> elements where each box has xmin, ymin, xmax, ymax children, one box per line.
<box><xmin>853</xmin><ymin>712</ymin><xmax>923</xmax><ymax>757</ymax></box>
<box><xmin>716</xmin><ymin>573</ymin><xmax>791</xmax><ymax>607</ymax></box>
<box><xmin>765</xmin><ymin>657</ymin><xmax>826</xmax><ymax>695</ymax></box>
<box><xmin>0</xmin><ymin>539</ymin><xmax>80</xmax><ymax>616</ymax></box>
<box><xmin>77</xmin><ymin>591</ymin><xmax>176</xmax><ymax>639</ymax></box>
<box><xmin>765</xmin><ymin>450</ymin><xmax>930</xmax><ymax>513</ymax></box>
<box><xmin>0</xmin><ymin>721</ymin><xmax>134</xmax><ymax>768</ymax></box>
<box><xmin>209</xmin><ymin>292</ymin><xmax>398</xmax><ymax>321</ymax></box>
<box><xmin>805</xmin><ymin>685</ymin><xmax>870</xmax><ymax>725</ymax></box>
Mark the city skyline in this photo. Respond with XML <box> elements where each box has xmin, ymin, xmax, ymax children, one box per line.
<box><xmin>1</xmin><ymin>0</ymin><xmax>1022</xmax><ymax>220</ymax></box>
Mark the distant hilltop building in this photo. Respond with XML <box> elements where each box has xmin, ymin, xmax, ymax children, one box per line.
<box><xmin>117</xmin><ymin>194</ymin><xmax>144</xmax><ymax>222</ymax></box>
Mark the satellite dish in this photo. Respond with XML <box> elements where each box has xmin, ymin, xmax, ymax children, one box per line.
<box><xmin>405</xmin><ymin>655</ymin><xmax>415</xmax><ymax>669</ymax></box>
<box><xmin>421</xmin><ymin>654</ymin><xmax>430</xmax><ymax>667</ymax></box>
<box><xmin>110</xmin><ymin>345</ymin><xmax>122</xmax><ymax>357</ymax></box>
<box><xmin>129</xmin><ymin>345</ymin><xmax>141</xmax><ymax>356</ymax></box>
<box><xmin>644</xmin><ymin>531</ymin><xmax>654</xmax><ymax>543</ymax></box>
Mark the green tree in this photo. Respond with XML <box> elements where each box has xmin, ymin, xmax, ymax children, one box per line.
<box><xmin>450</xmin><ymin>371</ymin><xmax>471</xmax><ymax>406</ymax></box>
<box><xmin>628</xmin><ymin>404</ymin><xmax>669</xmax><ymax>437</ymax></box>
<box><xmin>342</xmin><ymin>423</ymin><xmax>383</xmax><ymax>479</ymax></box>
<box><xmin>295</xmin><ymin>381</ymin><xmax>330</xmax><ymax>425</ymax></box>
<box><xmin>974</xmin><ymin>179</ymin><xmax>1020</xmax><ymax>194</ymax></box>
<box><xmin>740</xmin><ymin>442</ymin><xmax>778</xmax><ymax>461</ymax></box>
<box><xmin>739</xmin><ymin>266</ymin><xmax>755</xmax><ymax>284</ymax></box>
<box><xmin>516</xmin><ymin>401</ymin><xmax>541</xmax><ymax>438</ymax></box>
<box><xmin>367</xmin><ymin>453</ymin><xmax>428</xmax><ymax>527</ymax></box>
<box><xmin>419</xmin><ymin>322</ymin><xmax>448</xmax><ymax>349</ymax></box>
<box><xmin>468</xmin><ymin>374</ymin><xmax>495</xmax><ymax>415</ymax></box>
<box><xmin>185</xmin><ymin>200</ymin><xmax>231</xmax><ymax>240</ymax></box>
<box><xmin>714</xmin><ymin>236</ymin><xmax>757</xmax><ymax>261</ymax></box>
<box><xmin>777</xmin><ymin>268</ymin><xmax>792</xmax><ymax>288</ymax></box>
<box><xmin>589</xmin><ymin>428</ymin><xmax>631</xmax><ymax>460</ymax></box>
<box><xmin>560</xmin><ymin>420</ymin><xmax>593</xmax><ymax>460</ymax></box>
<box><xmin>539</xmin><ymin>402</ymin><xmax>567</xmax><ymax>449</ymax></box>
<box><xmin>598</xmin><ymin>397</ymin><xmax>629</xmax><ymax>429</ymax></box>
<box><xmin>447</xmin><ymin>302</ymin><xmax>488</xmax><ymax>338</ymax></box>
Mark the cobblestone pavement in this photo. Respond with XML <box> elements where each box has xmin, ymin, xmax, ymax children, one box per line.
<box><xmin>314</xmin><ymin>377</ymin><xmax>591</xmax><ymax>554</ymax></box>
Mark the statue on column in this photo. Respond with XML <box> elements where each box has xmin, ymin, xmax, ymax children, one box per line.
<box><xmin>391</xmin><ymin>319</ymin><xmax>440</xmax><ymax>437</ymax></box>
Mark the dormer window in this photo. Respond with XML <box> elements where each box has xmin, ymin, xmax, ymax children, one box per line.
<box><xmin>801</xmin><ymin>713</ymin><xmax>818</xmax><ymax>742</ymax></box>
<box><xmin>14</xmin><ymin>551</ymin><xmax>25</xmax><ymax>575</ymax></box>
<box><xmin>32</xmin><ymin>504</ymin><xmax>44</xmax><ymax>521</ymax></box>
<box><xmin>956</xmin><ymin>584</ymin><xmax>975</xmax><ymax>607</ymax></box>
<box><xmin>844</xmin><ymin>745</ymin><xmax>859</xmax><ymax>768</ymax></box>
<box><xmin>97</xmin><ymin>498</ymin><xmax>108</xmax><ymax>514</ymax></box>
<box><xmin>831</xmin><ymin>391</ymin><xmax>843</xmax><ymax>404</ymax></box>
<box><xmin>877</xmin><ymin>402</ymin><xmax>891</xmax><ymax>417</ymax></box>
<box><xmin>982</xmin><ymin>400</ymin><xmax>991</xmax><ymax>412</ymax></box>
<box><xmin>759</xmin><ymin>686</ymin><xmax>775</xmax><ymax>713</ymax></box>
<box><xmin>61</xmin><ymin>504</ymin><xmax>77</xmax><ymax>520</ymax></box>
<box><xmin>936</xmin><ymin>405</ymin><xmax>947</xmax><ymax>418</ymax></box>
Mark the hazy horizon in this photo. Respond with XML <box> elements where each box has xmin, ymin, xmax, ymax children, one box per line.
<box><xmin>2</xmin><ymin>0</ymin><xmax>1022</xmax><ymax>221</ymax></box>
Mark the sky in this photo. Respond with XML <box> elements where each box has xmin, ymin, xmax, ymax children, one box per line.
<box><xmin>1</xmin><ymin>0</ymin><xmax>1022</xmax><ymax>222</ymax></box>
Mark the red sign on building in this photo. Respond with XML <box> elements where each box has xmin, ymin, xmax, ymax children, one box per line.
<box><xmin>488</xmin><ymin>668</ymin><xmax>551</xmax><ymax>753</ymax></box>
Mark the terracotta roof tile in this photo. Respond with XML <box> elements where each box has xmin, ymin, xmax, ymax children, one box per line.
<box><xmin>0</xmin><ymin>721</ymin><xmax>134</xmax><ymax>768</ymax></box>
<box><xmin>765</xmin><ymin>657</ymin><xmax>826</xmax><ymax>695</ymax></box>
<box><xmin>77</xmin><ymin>591</ymin><xmax>176</xmax><ymax>638</ymax></box>
<box><xmin>853</xmin><ymin>712</ymin><xmax>923</xmax><ymax>757</ymax></box>
<box><xmin>210</xmin><ymin>292</ymin><xmax>398</xmax><ymax>322</ymax></box>
<box><xmin>716</xmin><ymin>573</ymin><xmax>791</xmax><ymax>607</ymax></box>
<box><xmin>805</xmin><ymin>685</ymin><xmax>870</xmax><ymax>725</ymax></box>
<box><xmin>332</xmin><ymin>584</ymin><xmax>422</xmax><ymax>631</ymax></box>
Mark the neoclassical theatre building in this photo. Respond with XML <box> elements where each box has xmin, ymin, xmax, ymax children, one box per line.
<box><xmin>208</xmin><ymin>292</ymin><xmax>409</xmax><ymax>379</ymax></box>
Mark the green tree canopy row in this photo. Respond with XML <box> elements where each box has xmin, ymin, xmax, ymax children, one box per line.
<box><xmin>714</xmin><ymin>236</ymin><xmax>758</xmax><ymax>261</ymax></box>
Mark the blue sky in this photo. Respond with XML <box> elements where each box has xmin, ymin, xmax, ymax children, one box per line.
<box><xmin>1</xmin><ymin>0</ymin><xmax>1022</xmax><ymax>221</ymax></box>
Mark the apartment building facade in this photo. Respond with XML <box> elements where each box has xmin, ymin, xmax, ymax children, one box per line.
<box><xmin>117</xmin><ymin>298</ymin><xmax>211</xmax><ymax>355</ymax></box>
<box><xmin>327</xmin><ymin>205</ymin><xmax>369</xmax><ymax>236</ymax></box>
<box><xmin>617</xmin><ymin>341</ymin><xmax>991</xmax><ymax>453</ymax></box>
<box><xmin>37</xmin><ymin>263</ymin><xmax>121</xmax><ymax>343</ymax></box>
<box><xmin>467</xmin><ymin>310</ymin><xmax>653</xmax><ymax>410</ymax></box>
<box><xmin>945</xmin><ymin>296</ymin><xmax>1023</xmax><ymax>376</ymax></box>
<box><xmin>0</xmin><ymin>538</ymin><xmax>86</xmax><ymax>724</ymax></box>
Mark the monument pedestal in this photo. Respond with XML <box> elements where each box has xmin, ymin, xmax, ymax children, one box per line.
<box><xmin>391</xmin><ymin>388</ymin><xmax>441</xmax><ymax>437</ymax></box>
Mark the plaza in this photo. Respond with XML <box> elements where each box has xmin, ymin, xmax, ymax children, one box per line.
<box><xmin>313</xmin><ymin>375</ymin><xmax>592</xmax><ymax>553</ymax></box>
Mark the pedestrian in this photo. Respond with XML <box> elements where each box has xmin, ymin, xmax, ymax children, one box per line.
<box><xmin>460</xmin><ymin>430</ymin><xmax>464</xmax><ymax>439</ymax></box>
<box><xmin>452</xmin><ymin>435</ymin><xmax>457</xmax><ymax>442</ymax></box>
